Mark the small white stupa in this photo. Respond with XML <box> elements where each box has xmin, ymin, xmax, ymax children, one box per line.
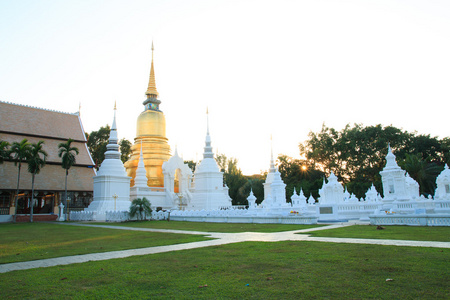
<box><xmin>130</xmin><ymin>142</ymin><xmax>151</xmax><ymax>200</ymax></box>
<box><xmin>318</xmin><ymin>172</ymin><xmax>344</xmax><ymax>204</ymax></box>
<box><xmin>380</xmin><ymin>144</ymin><xmax>419</xmax><ymax>202</ymax></box>
<box><xmin>189</xmin><ymin>109</ymin><xmax>232</xmax><ymax>210</ymax></box>
<box><xmin>435</xmin><ymin>164</ymin><xmax>450</xmax><ymax>200</ymax></box>
<box><xmin>86</xmin><ymin>104</ymin><xmax>131</xmax><ymax>220</ymax></box>
<box><xmin>162</xmin><ymin>147</ymin><xmax>193</xmax><ymax>209</ymax></box>
<box><xmin>260</xmin><ymin>138</ymin><xmax>288</xmax><ymax>210</ymax></box>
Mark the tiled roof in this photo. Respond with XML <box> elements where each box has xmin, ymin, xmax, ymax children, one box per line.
<box><xmin>0</xmin><ymin>101</ymin><xmax>95</xmax><ymax>192</ymax></box>
<box><xmin>0</xmin><ymin>101</ymin><xmax>85</xmax><ymax>141</ymax></box>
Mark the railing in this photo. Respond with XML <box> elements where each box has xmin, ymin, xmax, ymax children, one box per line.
<box><xmin>370</xmin><ymin>214</ymin><xmax>450</xmax><ymax>226</ymax></box>
<box><xmin>0</xmin><ymin>207</ymin><xmax>9</xmax><ymax>215</ymax></box>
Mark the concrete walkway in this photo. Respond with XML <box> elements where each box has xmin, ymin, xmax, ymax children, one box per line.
<box><xmin>1</xmin><ymin>223</ymin><xmax>449</xmax><ymax>274</ymax></box>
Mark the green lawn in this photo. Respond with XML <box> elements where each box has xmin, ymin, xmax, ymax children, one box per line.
<box><xmin>0</xmin><ymin>223</ymin><xmax>210</xmax><ymax>264</ymax></box>
<box><xmin>91</xmin><ymin>220</ymin><xmax>322</xmax><ymax>232</ymax></box>
<box><xmin>1</xmin><ymin>241</ymin><xmax>448</xmax><ymax>299</ymax></box>
<box><xmin>308</xmin><ymin>225</ymin><xmax>450</xmax><ymax>242</ymax></box>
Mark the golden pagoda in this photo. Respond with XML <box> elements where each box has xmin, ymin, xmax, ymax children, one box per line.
<box><xmin>124</xmin><ymin>43</ymin><xmax>171</xmax><ymax>187</ymax></box>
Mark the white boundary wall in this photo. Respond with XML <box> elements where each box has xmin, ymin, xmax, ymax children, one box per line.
<box><xmin>370</xmin><ymin>214</ymin><xmax>450</xmax><ymax>226</ymax></box>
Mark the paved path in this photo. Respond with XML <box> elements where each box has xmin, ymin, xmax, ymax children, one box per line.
<box><xmin>1</xmin><ymin>223</ymin><xmax>449</xmax><ymax>274</ymax></box>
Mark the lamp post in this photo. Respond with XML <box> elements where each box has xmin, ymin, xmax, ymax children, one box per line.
<box><xmin>112</xmin><ymin>193</ymin><xmax>118</xmax><ymax>211</ymax></box>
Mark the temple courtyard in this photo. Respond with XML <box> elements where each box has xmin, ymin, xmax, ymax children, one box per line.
<box><xmin>0</xmin><ymin>222</ymin><xmax>449</xmax><ymax>299</ymax></box>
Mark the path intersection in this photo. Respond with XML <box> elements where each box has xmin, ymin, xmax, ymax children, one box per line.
<box><xmin>1</xmin><ymin>222</ymin><xmax>449</xmax><ymax>274</ymax></box>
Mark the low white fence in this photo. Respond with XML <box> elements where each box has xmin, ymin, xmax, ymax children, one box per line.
<box><xmin>70</xmin><ymin>210</ymin><xmax>170</xmax><ymax>222</ymax></box>
<box><xmin>369</xmin><ymin>214</ymin><xmax>450</xmax><ymax>226</ymax></box>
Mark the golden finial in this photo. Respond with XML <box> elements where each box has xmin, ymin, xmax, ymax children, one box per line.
<box><xmin>114</xmin><ymin>101</ymin><xmax>117</xmax><ymax>110</ymax></box>
<box><xmin>78</xmin><ymin>102</ymin><xmax>81</xmax><ymax>116</ymax></box>
<box><xmin>146</xmin><ymin>41</ymin><xmax>159</xmax><ymax>98</ymax></box>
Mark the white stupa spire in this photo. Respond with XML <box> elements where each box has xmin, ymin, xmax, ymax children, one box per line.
<box><xmin>203</xmin><ymin>107</ymin><xmax>214</xmax><ymax>159</ymax></box>
<box><xmin>133</xmin><ymin>141</ymin><xmax>148</xmax><ymax>187</ymax></box>
<box><xmin>269</xmin><ymin>134</ymin><xmax>276</xmax><ymax>173</ymax></box>
<box><xmin>104</xmin><ymin>102</ymin><xmax>120</xmax><ymax>160</ymax></box>
<box><xmin>385</xmin><ymin>143</ymin><xmax>399</xmax><ymax>169</ymax></box>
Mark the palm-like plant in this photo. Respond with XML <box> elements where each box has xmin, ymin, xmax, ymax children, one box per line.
<box><xmin>10</xmin><ymin>139</ymin><xmax>32</xmax><ymax>222</ymax></box>
<box><xmin>58</xmin><ymin>139</ymin><xmax>79</xmax><ymax>220</ymax></box>
<box><xmin>129</xmin><ymin>197</ymin><xmax>152</xmax><ymax>221</ymax></box>
<box><xmin>27</xmin><ymin>141</ymin><xmax>48</xmax><ymax>223</ymax></box>
<box><xmin>0</xmin><ymin>141</ymin><xmax>10</xmax><ymax>164</ymax></box>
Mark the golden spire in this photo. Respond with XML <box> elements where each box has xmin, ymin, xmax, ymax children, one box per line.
<box><xmin>146</xmin><ymin>41</ymin><xmax>159</xmax><ymax>98</ymax></box>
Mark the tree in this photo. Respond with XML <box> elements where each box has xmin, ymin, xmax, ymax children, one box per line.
<box><xmin>27</xmin><ymin>141</ymin><xmax>48</xmax><ymax>222</ymax></box>
<box><xmin>184</xmin><ymin>160</ymin><xmax>197</xmax><ymax>173</ymax></box>
<box><xmin>86</xmin><ymin>125</ymin><xmax>110</xmax><ymax>169</ymax></box>
<box><xmin>398</xmin><ymin>154</ymin><xmax>443</xmax><ymax>196</ymax></box>
<box><xmin>10</xmin><ymin>139</ymin><xmax>31</xmax><ymax>222</ymax></box>
<box><xmin>58</xmin><ymin>139</ymin><xmax>79</xmax><ymax>221</ymax></box>
<box><xmin>129</xmin><ymin>197</ymin><xmax>152</xmax><ymax>220</ymax></box>
<box><xmin>277</xmin><ymin>155</ymin><xmax>325</xmax><ymax>200</ymax></box>
<box><xmin>86</xmin><ymin>125</ymin><xmax>133</xmax><ymax>167</ymax></box>
<box><xmin>217</xmin><ymin>153</ymin><xmax>249</xmax><ymax>205</ymax></box>
<box><xmin>119</xmin><ymin>138</ymin><xmax>132</xmax><ymax>163</ymax></box>
<box><xmin>299</xmin><ymin>123</ymin><xmax>449</xmax><ymax>198</ymax></box>
<box><xmin>0</xmin><ymin>140</ymin><xmax>10</xmax><ymax>164</ymax></box>
<box><xmin>246</xmin><ymin>175</ymin><xmax>266</xmax><ymax>204</ymax></box>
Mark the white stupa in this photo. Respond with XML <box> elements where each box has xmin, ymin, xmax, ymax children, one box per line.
<box><xmin>260</xmin><ymin>139</ymin><xmax>289</xmax><ymax>209</ymax></box>
<box><xmin>435</xmin><ymin>164</ymin><xmax>450</xmax><ymax>200</ymax></box>
<box><xmin>380</xmin><ymin>144</ymin><xmax>419</xmax><ymax>202</ymax></box>
<box><xmin>86</xmin><ymin>104</ymin><xmax>131</xmax><ymax>219</ymax></box>
<box><xmin>318</xmin><ymin>172</ymin><xmax>344</xmax><ymax>204</ymax></box>
<box><xmin>188</xmin><ymin>109</ymin><xmax>232</xmax><ymax>210</ymax></box>
<box><xmin>129</xmin><ymin>142</ymin><xmax>151</xmax><ymax>200</ymax></box>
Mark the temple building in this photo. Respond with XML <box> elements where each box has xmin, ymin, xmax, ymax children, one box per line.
<box><xmin>124</xmin><ymin>43</ymin><xmax>171</xmax><ymax>187</ymax></box>
<box><xmin>0</xmin><ymin>101</ymin><xmax>95</xmax><ymax>222</ymax></box>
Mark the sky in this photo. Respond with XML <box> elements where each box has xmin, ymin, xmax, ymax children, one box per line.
<box><xmin>1</xmin><ymin>0</ymin><xmax>449</xmax><ymax>175</ymax></box>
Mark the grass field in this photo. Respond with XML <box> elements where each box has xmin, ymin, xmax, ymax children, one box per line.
<box><xmin>91</xmin><ymin>220</ymin><xmax>322</xmax><ymax>232</ymax></box>
<box><xmin>0</xmin><ymin>223</ymin><xmax>210</xmax><ymax>264</ymax></box>
<box><xmin>1</xmin><ymin>241</ymin><xmax>448</xmax><ymax>299</ymax></box>
<box><xmin>1</xmin><ymin>222</ymin><xmax>449</xmax><ymax>299</ymax></box>
<box><xmin>308</xmin><ymin>225</ymin><xmax>450</xmax><ymax>242</ymax></box>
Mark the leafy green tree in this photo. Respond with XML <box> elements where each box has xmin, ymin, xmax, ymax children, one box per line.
<box><xmin>58</xmin><ymin>139</ymin><xmax>79</xmax><ymax>220</ymax></box>
<box><xmin>27</xmin><ymin>141</ymin><xmax>48</xmax><ymax>223</ymax></box>
<box><xmin>86</xmin><ymin>125</ymin><xmax>132</xmax><ymax>167</ymax></box>
<box><xmin>119</xmin><ymin>138</ymin><xmax>132</xmax><ymax>163</ymax></box>
<box><xmin>86</xmin><ymin>125</ymin><xmax>110</xmax><ymax>169</ymax></box>
<box><xmin>0</xmin><ymin>140</ymin><xmax>10</xmax><ymax>164</ymax></box>
<box><xmin>277</xmin><ymin>155</ymin><xmax>325</xmax><ymax>200</ymax></box>
<box><xmin>184</xmin><ymin>160</ymin><xmax>197</xmax><ymax>173</ymax></box>
<box><xmin>10</xmin><ymin>139</ymin><xmax>31</xmax><ymax>222</ymax></box>
<box><xmin>245</xmin><ymin>175</ymin><xmax>265</xmax><ymax>204</ymax></box>
<box><xmin>216</xmin><ymin>153</ymin><xmax>249</xmax><ymax>205</ymax></box>
<box><xmin>129</xmin><ymin>197</ymin><xmax>152</xmax><ymax>220</ymax></box>
<box><xmin>398</xmin><ymin>154</ymin><xmax>443</xmax><ymax>196</ymax></box>
<box><xmin>299</xmin><ymin>123</ymin><xmax>449</xmax><ymax>198</ymax></box>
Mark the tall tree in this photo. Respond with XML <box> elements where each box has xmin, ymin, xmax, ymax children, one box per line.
<box><xmin>86</xmin><ymin>125</ymin><xmax>132</xmax><ymax>167</ymax></box>
<box><xmin>119</xmin><ymin>138</ymin><xmax>132</xmax><ymax>163</ymax></box>
<box><xmin>398</xmin><ymin>154</ymin><xmax>443</xmax><ymax>196</ymax></box>
<box><xmin>27</xmin><ymin>141</ymin><xmax>48</xmax><ymax>222</ymax></box>
<box><xmin>277</xmin><ymin>155</ymin><xmax>325</xmax><ymax>200</ymax></box>
<box><xmin>10</xmin><ymin>139</ymin><xmax>31</xmax><ymax>222</ymax></box>
<box><xmin>217</xmin><ymin>153</ymin><xmax>249</xmax><ymax>205</ymax></box>
<box><xmin>184</xmin><ymin>160</ymin><xmax>197</xmax><ymax>173</ymax></box>
<box><xmin>86</xmin><ymin>125</ymin><xmax>110</xmax><ymax>169</ymax></box>
<box><xmin>0</xmin><ymin>140</ymin><xmax>10</xmax><ymax>164</ymax></box>
<box><xmin>299</xmin><ymin>123</ymin><xmax>449</xmax><ymax>198</ymax></box>
<box><xmin>58</xmin><ymin>139</ymin><xmax>79</xmax><ymax>221</ymax></box>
